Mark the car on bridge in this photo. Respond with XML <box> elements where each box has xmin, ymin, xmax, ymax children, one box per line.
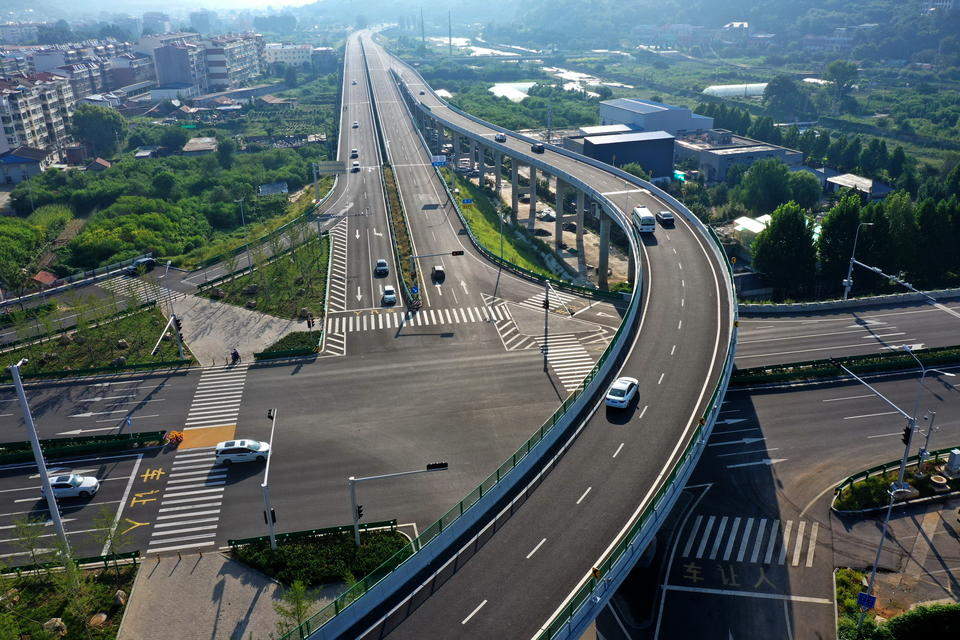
<box><xmin>605</xmin><ymin>377</ymin><xmax>639</xmax><ymax>409</ymax></box>
<box><xmin>351</xmin><ymin>80</ymin><xmax>357</xmax><ymax>85</ymax></box>
<box><xmin>531</xmin><ymin>143</ymin><xmax>545</xmax><ymax>153</ymax></box>
<box><xmin>656</xmin><ymin>210</ymin><xmax>675</xmax><ymax>226</ymax></box>
<box><xmin>495</xmin><ymin>133</ymin><xmax>507</xmax><ymax>143</ymax></box>
<box><xmin>42</xmin><ymin>474</ymin><xmax>100</xmax><ymax>499</ymax></box>
<box><xmin>352</xmin><ymin>121</ymin><xmax>359</xmax><ymax>128</ymax></box>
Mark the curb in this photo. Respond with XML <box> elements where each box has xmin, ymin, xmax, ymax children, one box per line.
<box><xmin>832</xmin><ymin>489</ymin><xmax>960</xmax><ymax>515</ymax></box>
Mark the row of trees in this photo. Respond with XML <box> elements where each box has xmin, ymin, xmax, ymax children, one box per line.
<box><xmin>753</xmin><ymin>190</ymin><xmax>960</xmax><ymax>299</ymax></box>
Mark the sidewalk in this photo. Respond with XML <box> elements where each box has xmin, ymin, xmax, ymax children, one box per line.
<box><xmin>119</xmin><ymin>552</ymin><xmax>283</xmax><ymax>640</ymax></box>
<box><xmin>171</xmin><ymin>293</ymin><xmax>303</xmax><ymax>366</ymax></box>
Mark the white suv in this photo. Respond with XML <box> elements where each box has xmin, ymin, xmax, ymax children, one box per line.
<box><xmin>215</xmin><ymin>439</ymin><xmax>270</xmax><ymax>465</ymax></box>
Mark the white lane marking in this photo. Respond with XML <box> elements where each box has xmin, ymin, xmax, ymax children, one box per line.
<box><xmin>844</xmin><ymin>411</ymin><xmax>898</xmax><ymax>420</ymax></box>
<box><xmin>822</xmin><ymin>394</ymin><xmax>876</xmax><ymax>402</ymax></box>
<box><xmin>867</xmin><ymin>432</ymin><xmax>903</xmax><ymax>439</ymax></box>
<box><xmin>576</xmin><ymin>487</ymin><xmax>592</xmax><ymax>505</ymax></box>
<box><xmin>612</xmin><ymin>443</ymin><xmax>624</xmax><ymax>458</ymax></box>
<box><xmin>678</xmin><ymin>319</ymin><xmax>683</xmax><ymax>330</ymax></box>
<box><xmin>526</xmin><ymin>538</ymin><xmax>547</xmax><ymax>559</ymax></box>
<box><xmin>638</xmin><ymin>405</ymin><xmax>648</xmax><ymax>419</ymax></box>
<box><xmin>736</xmin><ymin>518</ymin><xmax>754</xmax><ymax>562</ymax></box>
<box><xmin>157</xmin><ymin>509</ymin><xmax>221</xmax><ymax>520</ymax></box>
<box><xmin>695</xmin><ymin>516</ymin><xmax>716</xmax><ymax>559</ymax></box>
<box><xmin>671</xmin><ymin>344</ymin><xmax>676</xmax><ymax>355</ymax></box>
<box><xmin>658</xmin><ymin>372</ymin><xmax>665</xmax><ymax>385</ymax></box>
<box><xmin>805</xmin><ymin>522</ymin><xmax>819</xmax><ymax>567</ymax></box>
<box><xmin>778</xmin><ymin>520</ymin><xmax>794</xmax><ymax>565</ymax></box>
<box><xmin>763</xmin><ymin>520</ymin><xmax>780</xmax><ymax>564</ymax></box>
<box><xmin>662</xmin><ymin>585</ymin><xmax>831</xmax><ymax>604</ymax></box>
<box><xmin>708</xmin><ymin>516</ymin><xmax>728</xmax><ymax>560</ymax></box>
<box><xmin>158</xmin><ymin>501</ymin><xmax>222</xmax><ymax>513</ymax></box>
<box><xmin>737</xmin><ymin>340</ymin><xmax>914</xmax><ymax>359</ymax></box>
<box><xmin>681</xmin><ymin>515</ymin><xmax>703</xmax><ymax>558</ymax></box>
<box><xmin>146</xmin><ymin>541</ymin><xmax>215</xmax><ymax>554</ymax></box>
<box><xmin>100</xmin><ymin>454</ymin><xmax>142</xmax><ymax>555</ymax></box>
<box><xmin>722</xmin><ymin>517</ymin><xmax>741</xmax><ymax>561</ymax></box>
<box><xmin>461</xmin><ymin>600</ymin><xmax>487</xmax><ymax>625</ymax></box>
<box><xmin>791</xmin><ymin>520</ymin><xmax>806</xmax><ymax>566</ymax></box>
<box><xmin>154</xmin><ymin>517</ymin><xmax>220</xmax><ymax>529</ymax></box>
<box><xmin>750</xmin><ymin>519</ymin><xmax>767</xmax><ymax>563</ymax></box>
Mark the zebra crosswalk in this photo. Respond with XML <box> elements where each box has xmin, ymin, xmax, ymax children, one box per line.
<box><xmin>327</xmin><ymin>220</ymin><xmax>348</xmax><ymax>313</ymax></box>
<box><xmin>146</xmin><ymin>447</ymin><xmax>225</xmax><ymax>554</ymax></box>
<box><xmin>98</xmin><ymin>276</ymin><xmax>182</xmax><ymax>306</ymax></box>
<box><xmin>679</xmin><ymin>514</ymin><xmax>821</xmax><ymax>568</ymax></box>
<box><xmin>184</xmin><ymin>365</ymin><xmax>249</xmax><ymax>430</ymax></box>
<box><xmin>537</xmin><ymin>334</ymin><xmax>597</xmax><ymax>392</ymax></box>
<box><xmin>516</xmin><ymin>289</ymin><xmax>581</xmax><ymax>314</ymax></box>
<box><xmin>325</xmin><ymin>305</ymin><xmax>510</xmax><ymax>333</ymax></box>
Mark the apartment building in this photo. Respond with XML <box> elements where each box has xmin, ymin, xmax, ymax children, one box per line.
<box><xmin>154</xmin><ymin>43</ymin><xmax>207</xmax><ymax>94</ymax></box>
<box><xmin>107</xmin><ymin>52</ymin><xmax>156</xmax><ymax>90</ymax></box>
<box><xmin>142</xmin><ymin>12</ymin><xmax>172</xmax><ymax>36</ymax></box>
<box><xmin>51</xmin><ymin>62</ymin><xmax>106</xmax><ymax>101</ymax></box>
<box><xmin>202</xmin><ymin>34</ymin><xmax>264</xmax><ymax>91</ymax></box>
<box><xmin>264</xmin><ymin>43</ymin><xmax>313</xmax><ymax>67</ymax></box>
<box><xmin>0</xmin><ymin>54</ymin><xmax>31</xmax><ymax>76</ymax></box>
<box><xmin>134</xmin><ymin>32</ymin><xmax>203</xmax><ymax>57</ymax></box>
<box><xmin>0</xmin><ymin>73</ymin><xmax>75</xmax><ymax>157</ymax></box>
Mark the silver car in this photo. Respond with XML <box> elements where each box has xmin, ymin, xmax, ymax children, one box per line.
<box><xmin>42</xmin><ymin>474</ymin><xmax>100</xmax><ymax>499</ymax></box>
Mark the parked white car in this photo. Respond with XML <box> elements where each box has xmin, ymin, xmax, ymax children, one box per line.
<box><xmin>605</xmin><ymin>377</ymin><xmax>639</xmax><ymax>409</ymax></box>
<box><xmin>42</xmin><ymin>474</ymin><xmax>100</xmax><ymax>499</ymax></box>
<box><xmin>214</xmin><ymin>439</ymin><xmax>270</xmax><ymax>465</ymax></box>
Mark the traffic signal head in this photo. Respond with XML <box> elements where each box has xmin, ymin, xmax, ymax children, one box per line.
<box><xmin>901</xmin><ymin>425</ymin><xmax>912</xmax><ymax>446</ymax></box>
<box><xmin>451</xmin><ymin>250</ymin><xmax>464</xmax><ymax>256</ymax></box>
<box><xmin>356</xmin><ymin>504</ymin><xmax>364</xmax><ymax>520</ymax></box>
<box><xmin>426</xmin><ymin>462</ymin><xmax>449</xmax><ymax>471</ymax></box>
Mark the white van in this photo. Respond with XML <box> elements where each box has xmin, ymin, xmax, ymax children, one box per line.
<box><xmin>632</xmin><ymin>206</ymin><xmax>656</xmax><ymax>234</ymax></box>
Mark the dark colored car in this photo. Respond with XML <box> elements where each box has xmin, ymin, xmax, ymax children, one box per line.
<box><xmin>126</xmin><ymin>257</ymin><xmax>157</xmax><ymax>275</ymax></box>
<box><xmin>531</xmin><ymin>143</ymin><xmax>545</xmax><ymax>154</ymax></box>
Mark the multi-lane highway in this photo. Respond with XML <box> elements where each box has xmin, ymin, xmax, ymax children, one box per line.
<box><xmin>738</xmin><ymin>300</ymin><xmax>960</xmax><ymax>366</ymax></box>
<box><xmin>322</xmin><ymin>32</ymin><xmax>735</xmax><ymax>640</ymax></box>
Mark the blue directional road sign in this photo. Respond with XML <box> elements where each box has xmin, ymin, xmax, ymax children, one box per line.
<box><xmin>411</xmin><ymin>285</ymin><xmax>419</xmax><ymax>294</ymax></box>
<box><xmin>431</xmin><ymin>155</ymin><xmax>447</xmax><ymax>167</ymax></box>
<box><xmin>857</xmin><ymin>592</ymin><xmax>876</xmax><ymax>610</ymax></box>
<box><xmin>462</xmin><ymin>198</ymin><xmax>474</xmax><ymax>204</ymax></box>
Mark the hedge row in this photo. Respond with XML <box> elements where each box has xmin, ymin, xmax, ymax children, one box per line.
<box><xmin>732</xmin><ymin>344</ymin><xmax>960</xmax><ymax>385</ymax></box>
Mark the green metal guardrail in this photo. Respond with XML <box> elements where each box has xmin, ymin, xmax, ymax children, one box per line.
<box><xmin>1</xmin><ymin>550</ymin><xmax>140</xmax><ymax>575</ymax></box>
<box><xmin>834</xmin><ymin>444</ymin><xmax>960</xmax><ymax>496</ymax></box>
<box><xmin>229</xmin><ymin>520</ymin><xmax>398</xmax><ymax>548</ymax></box>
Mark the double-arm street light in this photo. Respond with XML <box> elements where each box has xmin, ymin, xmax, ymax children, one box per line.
<box><xmin>842</xmin><ymin>222</ymin><xmax>874</xmax><ymax>300</ymax></box>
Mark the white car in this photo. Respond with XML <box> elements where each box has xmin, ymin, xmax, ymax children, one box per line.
<box><xmin>352</xmin><ymin>121</ymin><xmax>360</xmax><ymax>128</ymax></box>
<box><xmin>605</xmin><ymin>376</ymin><xmax>639</xmax><ymax>409</ymax></box>
<box><xmin>382</xmin><ymin>285</ymin><xmax>397</xmax><ymax>305</ymax></box>
<box><xmin>351</xmin><ymin>80</ymin><xmax>358</xmax><ymax>85</ymax></box>
<box><xmin>214</xmin><ymin>439</ymin><xmax>270</xmax><ymax>465</ymax></box>
<box><xmin>42</xmin><ymin>474</ymin><xmax>100</xmax><ymax>499</ymax></box>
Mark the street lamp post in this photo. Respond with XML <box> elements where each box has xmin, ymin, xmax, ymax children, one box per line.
<box><xmin>260</xmin><ymin>408</ymin><xmax>279</xmax><ymax>550</ymax></box>
<box><xmin>9</xmin><ymin>360</ymin><xmax>71</xmax><ymax>555</ymax></box>
<box><xmin>235</xmin><ymin>197</ymin><xmax>252</xmax><ymax>270</ymax></box>
<box><xmin>348</xmin><ymin>462</ymin><xmax>448</xmax><ymax>546</ymax></box>
<box><xmin>842</xmin><ymin>222</ymin><xmax>874</xmax><ymax>300</ymax></box>
<box><xmin>832</xmin><ymin>354</ymin><xmax>954</xmax><ymax>636</ymax></box>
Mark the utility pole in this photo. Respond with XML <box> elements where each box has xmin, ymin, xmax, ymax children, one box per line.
<box><xmin>842</xmin><ymin>222</ymin><xmax>873</xmax><ymax>300</ymax></box>
<box><xmin>235</xmin><ymin>197</ymin><xmax>252</xmax><ymax>269</ymax></box>
<box><xmin>261</xmin><ymin>408</ymin><xmax>278</xmax><ymax>549</ymax></box>
<box><xmin>348</xmin><ymin>462</ymin><xmax>448</xmax><ymax>546</ymax></box>
<box><xmin>10</xmin><ymin>360</ymin><xmax>71</xmax><ymax>557</ymax></box>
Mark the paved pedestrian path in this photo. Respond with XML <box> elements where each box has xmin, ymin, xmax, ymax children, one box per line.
<box><xmin>118</xmin><ymin>552</ymin><xmax>284</xmax><ymax>640</ymax></box>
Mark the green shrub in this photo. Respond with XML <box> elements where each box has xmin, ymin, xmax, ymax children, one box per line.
<box><xmin>885</xmin><ymin>603</ymin><xmax>960</xmax><ymax>637</ymax></box>
<box><xmin>262</xmin><ymin>331</ymin><xmax>323</xmax><ymax>353</ymax></box>
<box><xmin>233</xmin><ymin>530</ymin><xmax>409</xmax><ymax>587</ymax></box>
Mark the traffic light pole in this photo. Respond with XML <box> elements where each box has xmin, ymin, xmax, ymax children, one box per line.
<box><xmin>261</xmin><ymin>408</ymin><xmax>278</xmax><ymax>550</ymax></box>
<box><xmin>171</xmin><ymin>313</ymin><xmax>185</xmax><ymax>360</ymax></box>
<box><xmin>348</xmin><ymin>463</ymin><xmax>449</xmax><ymax>547</ymax></box>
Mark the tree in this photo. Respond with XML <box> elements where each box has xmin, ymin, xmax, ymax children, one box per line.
<box><xmin>763</xmin><ymin>75</ymin><xmax>813</xmax><ymax>118</ymax></box>
<box><xmin>275</xmin><ymin>580</ymin><xmax>314</xmax><ymax>635</ymax></box>
<box><xmin>152</xmin><ymin>171</ymin><xmax>177</xmax><ymax>199</ymax></box>
<box><xmin>217</xmin><ymin>138</ymin><xmax>236</xmax><ymax>169</ymax></box>
<box><xmin>159</xmin><ymin>126</ymin><xmax>189</xmax><ymax>151</ymax></box>
<box><xmin>914</xmin><ymin>198</ymin><xmax>954</xmax><ymax>287</ymax></box>
<box><xmin>884</xmin><ymin>191</ymin><xmax>919</xmax><ymax>276</ymax></box>
<box><xmin>284</xmin><ymin>65</ymin><xmax>299</xmax><ymax>88</ymax></box>
<box><xmin>788</xmin><ymin>170</ymin><xmax>822</xmax><ymax>210</ymax></box>
<box><xmin>816</xmin><ymin>194</ymin><xmax>862</xmax><ymax>289</ymax></box>
<box><xmin>752</xmin><ymin>202</ymin><xmax>816</xmax><ymax>297</ymax></box>
<box><xmin>621</xmin><ymin>162</ymin><xmax>650</xmax><ymax>181</ymax></box>
<box><xmin>70</xmin><ymin>103</ymin><xmax>128</xmax><ymax>157</ymax></box>
<box><xmin>825</xmin><ymin>60</ymin><xmax>858</xmax><ymax>99</ymax></box>
<box><xmin>735</xmin><ymin>158</ymin><xmax>791</xmax><ymax>213</ymax></box>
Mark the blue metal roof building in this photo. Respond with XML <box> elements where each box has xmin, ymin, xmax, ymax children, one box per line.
<box><xmin>599</xmin><ymin>98</ymin><xmax>713</xmax><ymax>136</ymax></box>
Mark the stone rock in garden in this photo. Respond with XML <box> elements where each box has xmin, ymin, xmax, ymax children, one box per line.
<box><xmin>43</xmin><ymin>618</ymin><xmax>67</xmax><ymax>636</ymax></box>
<box><xmin>245</xmin><ymin>299</ymin><xmax>257</xmax><ymax>309</ymax></box>
<box><xmin>210</xmin><ymin>288</ymin><xmax>226</xmax><ymax>300</ymax></box>
<box><xmin>298</xmin><ymin>307</ymin><xmax>310</xmax><ymax>319</ymax></box>
<box><xmin>88</xmin><ymin>613</ymin><xmax>108</xmax><ymax>628</ymax></box>
<box><xmin>242</xmin><ymin>284</ymin><xmax>259</xmax><ymax>295</ymax></box>
<box><xmin>116</xmin><ymin>338</ymin><xmax>129</xmax><ymax>349</ymax></box>
<box><xmin>111</xmin><ymin>356</ymin><xmax>127</xmax><ymax>367</ymax></box>
<box><xmin>114</xmin><ymin>589</ymin><xmax>127</xmax><ymax>606</ymax></box>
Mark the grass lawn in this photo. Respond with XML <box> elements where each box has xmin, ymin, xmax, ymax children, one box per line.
<box><xmin>202</xmin><ymin>234</ymin><xmax>329</xmax><ymax>320</ymax></box>
<box><xmin>176</xmin><ymin>178</ymin><xmax>332</xmax><ymax>270</ymax></box>
<box><xmin>442</xmin><ymin>169</ymin><xmax>554</xmax><ymax>278</ymax></box>
<box><xmin>233</xmin><ymin>530</ymin><xmax>410</xmax><ymax>587</ymax></box>
<box><xmin>0</xmin><ymin>306</ymin><xmax>187</xmax><ymax>377</ymax></box>
<box><xmin>0</xmin><ymin>564</ymin><xmax>137</xmax><ymax>639</ymax></box>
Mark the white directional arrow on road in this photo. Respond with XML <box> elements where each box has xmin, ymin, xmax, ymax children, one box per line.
<box><xmin>32</xmin><ymin>468</ymin><xmax>94</xmax><ymax>479</ymax></box>
<box><xmin>884</xmin><ymin>343</ymin><xmax>924</xmax><ymax>351</ymax></box>
<box><xmin>595</xmin><ymin>312</ymin><xmax>616</xmax><ymax>318</ymax></box>
<box><xmin>716</xmin><ymin>418</ymin><xmax>748</xmax><ymax>425</ymax></box>
<box><xmin>76</xmin><ymin>395</ymin><xmax>135</xmax><ymax>403</ymax></box>
<box><xmin>708</xmin><ymin>437</ymin><xmax>765</xmax><ymax>447</ymax></box>
<box><xmin>0</xmin><ymin>518</ymin><xmax>76</xmax><ymax>531</ymax></box>
<box><xmin>355</xmin><ymin>229</ymin><xmax>361</xmax><ymax>240</ymax></box>
<box><xmin>356</xmin><ymin>287</ymin><xmax>363</xmax><ymax>302</ymax></box>
<box><xmin>726</xmin><ymin>458</ymin><xmax>787</xmax><ymax>469</ymax></box>
<box><xmin>460</xmin><ymin>280</ymin><xmax>469</xmax><ymax>294</ymax></box>
<box><xmin>373</xmin><ymin>228</ymin><xmax>383</xmax><ymax>237</ymax></box>
<box><xmin>68</xmin><ymin>410</ymin><xmax>127</xmax><ymax>418</ymax></box>
<box><xmin>57</xmin><ymin>426</ymin><xmax>122</xmax><ymax>436</ymax></box>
